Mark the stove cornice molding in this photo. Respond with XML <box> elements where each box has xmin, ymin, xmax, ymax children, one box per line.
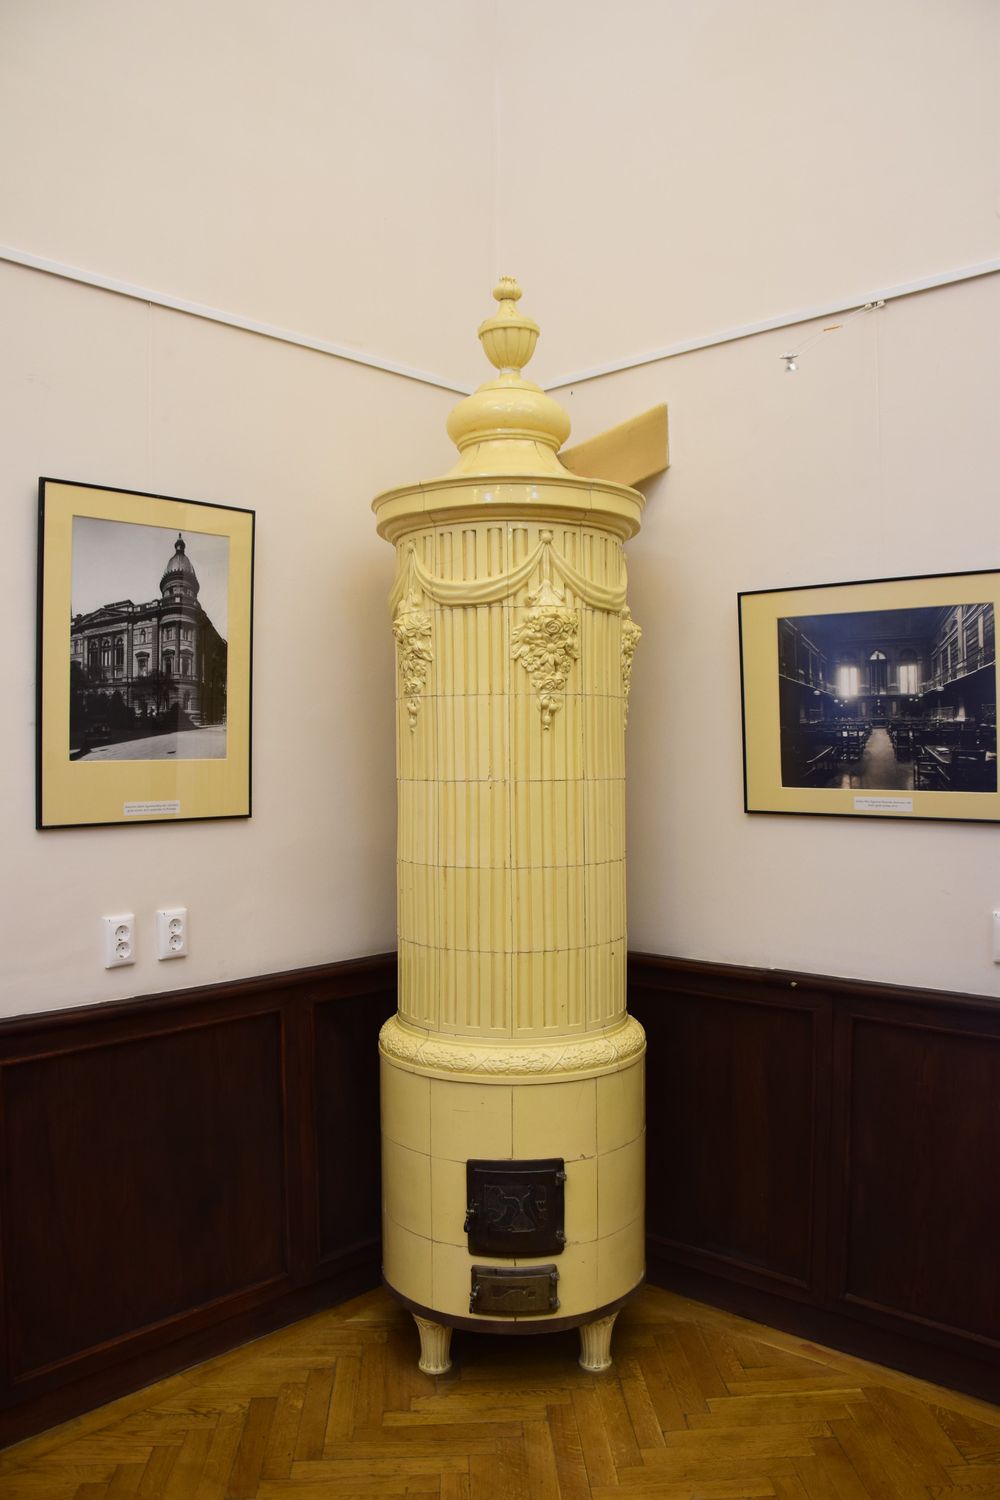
<box><xmin>378</xmin><ymin>1012</ymin><xmax>645</xmax><ymax>1083</ymax></box>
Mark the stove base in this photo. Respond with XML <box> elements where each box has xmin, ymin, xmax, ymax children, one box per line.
<box><xmin>386</xmin><ymin>1276</ymin><xmax>643</xmax><ymax>1372</ymax></box>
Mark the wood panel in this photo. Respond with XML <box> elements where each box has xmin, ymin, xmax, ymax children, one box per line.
<box><xmin>632</xmin><ymin>952</ymin><xmax>1000</xmax><ymax>1403</ymax></box>
<box><xmin>4</xmin><ymin>1012</ymin><xmax>286</xmax><ymax>1380</ymax></box>
<box><xmin>834</xmin><ymin>1006</ymin><xmax>1000</xmax><ymax>1346</ymax></box>
<box><xmin>631</xmin><ymin>966</ymin><xmax>828</xmax><ymax>1296</ymax></box>
<box><xmin>315</xmin><ymin>992</ymin><xmax>393</xmax><ymax>1263</ymax></box>
<box><xmin>0</xmin><ymin>955</ymin><xmax>396</xmax><ymax>1446</ymax></box>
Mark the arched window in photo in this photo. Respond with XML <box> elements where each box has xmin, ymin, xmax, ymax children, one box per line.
<box><xmin>869</xmin><ymin>650</ymin><xmax>888</xmax><ymax>694</ymax></box>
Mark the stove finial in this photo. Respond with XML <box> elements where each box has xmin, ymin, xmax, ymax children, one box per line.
<box><xmin>477</xmin><ymin>276</ymin><xmax>540</xmax><ymax>374</ymax></box>
<box><xmin>446</xmin><ymin>277</ymin><xmax>570</xmax><ymax>470</ymax></box>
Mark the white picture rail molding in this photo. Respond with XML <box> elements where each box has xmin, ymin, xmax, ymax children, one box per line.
<box><xmin>3</xmin><ymin>241</ymin><xmax>998</xmax><ymax>396</ymax></box>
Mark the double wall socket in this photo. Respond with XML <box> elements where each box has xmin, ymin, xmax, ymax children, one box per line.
<box><xmin>156</xmin><ymin>907</ymin><xmax>188</xmax><ymax>960</ymax></box>
<box><xmin>103</xmin><ymin>914</ymin><xmax>135</xmax><ymax>968</ymax></box>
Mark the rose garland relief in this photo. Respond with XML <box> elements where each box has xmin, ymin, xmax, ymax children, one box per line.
<box><xmin>391</xmin><ymin>587</ymin><xmax>433</xmax><ymax>731</ymax></box>
<box><xmin>510</xmin><ymin>573</ymin><xmax>579</xmax><ymax>729</ymax></box>
<box><xmin>620</xmin><ymin>606</ymin><xmax>642</xmax><ymax>725</ymax></box>
<box><xmin>390</xmin><ymin>531</ymin><xmax>640</xmax><ymax>729</ymax></box>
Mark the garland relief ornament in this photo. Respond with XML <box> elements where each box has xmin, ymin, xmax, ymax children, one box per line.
<box><xmin>620</xmin><ymin>606</ymin><xmax>642</xmax><ymax>725</ymax></box>
<box><xmin>389</xmin><ymin>529</ymin><xmax>628</xmax><ymax>616</ymax></box>
<box><xmin>511</xmin><ymin>570</ymin><xmax>579</xmax><ymax>728</ymax></box>
<box><xmin>392</xmin><ymin>588</ymin><xmax>433</xmax><ymax>731</ymax></box>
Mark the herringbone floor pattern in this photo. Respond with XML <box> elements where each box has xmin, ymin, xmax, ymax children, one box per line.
<box><xmin>0</xmin><ymin>1286</ymin><xmax>998</xmax><ymax>1499</ymax></box>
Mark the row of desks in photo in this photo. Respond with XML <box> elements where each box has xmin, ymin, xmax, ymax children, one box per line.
<box><xmin>913</xmin><ymin>745</ymin><xmax>997</xmax><ymax>791</ymax></box>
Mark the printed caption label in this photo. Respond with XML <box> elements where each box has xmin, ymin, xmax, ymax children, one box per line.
<box><xmin>123</xmin><ymin>800</ymin><xmax>181</xmax><ymax>818</ymax></box>
<box><xmin>853</xmin><ymin>796</ymin><xmax>913</xmax><ymax>813</ymax></box>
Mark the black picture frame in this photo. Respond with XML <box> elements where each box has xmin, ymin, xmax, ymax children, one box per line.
<box><xmin>739</xmin><ymin>568</ymin><xmax>999</xmax><ymax>823</ymax></box>
<box><xmin>37</xmin><ymin>477</ymin><xmax>255</xmax><ymax>829</ymax></box>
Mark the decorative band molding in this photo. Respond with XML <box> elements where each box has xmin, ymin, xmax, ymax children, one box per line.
<box><xmin>378</xmin><ymin>1013</ymin><xmax>646</xmax><ymax>1083</ymax></box>
<box><xmin>389</xmin><ymin>530</ymin><xmax>628</xmax><ymax>616</ymax></box>
<box><xmin>390</xmin><ymin>531</ymin><xmax>640</xmax><ymax>729</ymax></box>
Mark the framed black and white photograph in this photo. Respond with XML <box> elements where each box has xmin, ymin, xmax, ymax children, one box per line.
<box><xmin>37</xmin><ymin>478</ymin><xmax>255</xmax><ymax>828</ymax></box>
<box><xmin>739</xmin><ymin>570</ymin><xmax>999</xmax><ymax>822</ymax></box>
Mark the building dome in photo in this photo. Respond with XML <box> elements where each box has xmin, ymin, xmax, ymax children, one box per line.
<box><xmin>159</xmin><ymin>534</ymin><xmax>200</xmax><ymax>599</ymax></box>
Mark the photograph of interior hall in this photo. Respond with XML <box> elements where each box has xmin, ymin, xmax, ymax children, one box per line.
<box><xmin>1</xmin><ymin>2</ymin><xmax>1000</xmax><ymax>1497</ymax></box>
<box><xmin>779</xmin><ymin>603</ymin><xmax>997</xmax><ymax>791</ymax></box>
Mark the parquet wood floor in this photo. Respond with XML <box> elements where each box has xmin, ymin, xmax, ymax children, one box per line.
<box><xmin>1</xmin><ymin>1286</ymin><xmax>998</xmax><ymax>1499</ymax></box>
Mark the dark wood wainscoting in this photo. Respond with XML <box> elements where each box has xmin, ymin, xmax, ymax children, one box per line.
<box><xmin>3</xmin><ymin>950</ymin><xmax>999</xmax><ymax>1444</ymax></box>
<box><xmin>0</xmin><ymin>955</ymin><xmax>395</xmax><ymax>1446</ymax></box>
<box><xmin>630</xmin><ymin>952</ymin><xmax>1000</xmax><ymax>1402</ymax></box>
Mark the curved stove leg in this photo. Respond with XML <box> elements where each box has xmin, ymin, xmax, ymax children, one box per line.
<box><xmin>578</xmin><ymin>1311</ymin><xmax>619</xmax><ymax>1372</ymax></box>
<box><xmin>413</xmin><ymin>1314</ymin><xmax>453</xmax><ymax>1375</ymax></box>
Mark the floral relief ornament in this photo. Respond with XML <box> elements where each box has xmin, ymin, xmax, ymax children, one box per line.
<box><xmin>392</xmin><ymin>588</ymin><xmax>433</xmax><ymax>731</ymax></box>
<box><xmin>511</xmin><ymin>574</ymin><xmax>579</xmax><ymax>728</ymax></box>
<box><xmin>620</xmin><ymin>606</ymin><xmax>642</xmax><ymax>725</ymax></box>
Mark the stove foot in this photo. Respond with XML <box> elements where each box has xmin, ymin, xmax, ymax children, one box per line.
<box><xmin>578</xmin><ymin>1311</ymin><xmax>619</xmax><ymax>1372</ymax></box>
<box><xmin>413</xmin><ymin>1314</ymin><xmax>452</xmax><ymax>1375</ymax></box>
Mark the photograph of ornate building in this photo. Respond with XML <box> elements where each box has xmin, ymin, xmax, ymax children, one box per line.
<box><xmin>778</xmin><ymin>603</ymin><xmax>997</xmax><ymax>792</ymax></box>
<box><xmin>69</xmin><ymin>521</ymin><xmax>228</xmax><ymax>760</ymax></box>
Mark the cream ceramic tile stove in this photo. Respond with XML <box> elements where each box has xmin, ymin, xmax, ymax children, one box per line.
<box><xmin>373</xmin><ymin>279</ymin><xmax>645</xmax><ymax>1375</ymax></box>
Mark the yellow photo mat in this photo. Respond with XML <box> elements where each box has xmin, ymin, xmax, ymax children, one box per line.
<box><xmin>38</xmin><ymin>479</ymin><xmax>254</xmax><ymax>828</ymax></box>
<box><xmin>739</xmin><ymin>571</ymin><xmax>1000</xmax><ymax>823</ymax></box>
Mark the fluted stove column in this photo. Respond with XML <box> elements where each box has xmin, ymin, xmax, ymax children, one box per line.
<box><xmin>374</xmin><ymin>279</ymin><xmax>645</xmax><ymax>1373</ymax></box>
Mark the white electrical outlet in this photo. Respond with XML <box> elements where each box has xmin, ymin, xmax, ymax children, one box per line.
<box><xmin>156</xmin><ymin>907</ymin><xmax>188</xmax><ymax>960</ymax></box>
<box><xmin>103</xmin><ymin>913</ymin><xmax>135</xmax><ymax>968</ymax></box>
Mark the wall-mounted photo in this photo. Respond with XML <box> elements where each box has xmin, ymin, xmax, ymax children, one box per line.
<box><xmin>740</xmin><ymin>572</ymin><xmax>999</xmax><ymax>823</ymax></box>
<box><xmin>37</xmin><ymin>479</ymin><xmax>255</xmax><ymax>828</ymax></box>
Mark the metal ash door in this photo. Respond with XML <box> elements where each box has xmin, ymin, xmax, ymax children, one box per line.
<box><xmin>464</xmin><ymin>1158</ymin><xmax>566</xmax><ymax>1257</ymax></box>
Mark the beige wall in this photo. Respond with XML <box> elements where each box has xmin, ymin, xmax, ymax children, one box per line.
<box><xmin>2</xmin><ymin>0</ymin><xmax>999</xmax><ymax>1012</ymax></box>
<box><xmin>0</xmin><ymin>0</ymin><xmax>494</xmax><ymax>377</ymax></box>
<box><xmin>0</xmin><ymin>263</ymin><xmax>458</xmax><ymax>1014</ymax></box>
<box><xmin>560</xmin><ymin>275</ymin><xmax>1000</xmax><ymax>997</ymax></box>
<box><xmin>490</xmin><ymin>0</ymin><xmax>1000</xmax><ymax>996</ymax></box>
<box><xmin>496</xmin><ymin>0</ymin><xmax>1000</xmax><ymax>385</ymax></box>
<box><xmin>0</xmin><ymin>0</ymin><xmax>485</xmax><ymax>1014</ymax></box>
